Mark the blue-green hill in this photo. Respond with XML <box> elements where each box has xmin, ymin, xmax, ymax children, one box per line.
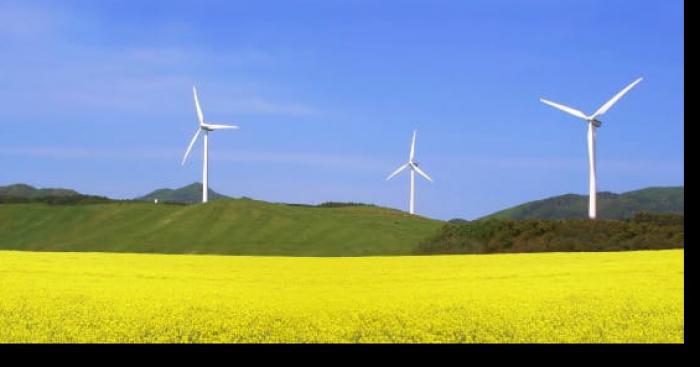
<box><xmin>480</xmin><ymin>186</ymin><xmax>683</xmax><ymax>220</ymax></box>
<box><xmin>136</xmin><ymin>183</ymin><xmax>230</xmax><ymax>203</ymax></box>
<box><xmin>0</xmin><ymin>183</ymin><xmax>80</xmax><ymax>198</ymax></box>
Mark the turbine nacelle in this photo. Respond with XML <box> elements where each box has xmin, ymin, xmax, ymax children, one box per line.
<box><xmin>590</xmin><ymin>119</ymin><xmax>602</xmax><ymax>128</ymax></box>
<box><xmin>201</xmin><ymin>123</ymin><xmax>239</xmax><ymax>132</ymax></box>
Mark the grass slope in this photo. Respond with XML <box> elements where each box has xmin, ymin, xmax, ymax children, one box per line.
<box><xmin>0</xmin><ymin>199</ymin><xmax>442</xmax><ymax>256</ymax></box>
<box><xmin>482</xmin><ymin>186</ymin><xmax>683</xmax><ymax>220</ymax></box>
<box><xmin>0</xmin><ymin>249</ymin><xmax>684</xmax><ymax>342</ymax></box>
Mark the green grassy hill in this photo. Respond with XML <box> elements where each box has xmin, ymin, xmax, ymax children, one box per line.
<box><xmin>481</xmin><ymin>186</ymin><xmax>683</xmax><ymax>220</ymax></box>
<box><xmin>0</xmin><ymin>199</ymin><xmax>443</xmax><ymax>256</ymax></box>
<box><xmin>136</xmin><ymin>183</ymin><xmax>230</xmax><ymax>203</ymax></box>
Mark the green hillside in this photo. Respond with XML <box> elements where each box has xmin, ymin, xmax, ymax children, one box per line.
<box><xmin>0</xmin><ymin>183</ymin><xmax>80</xmax><ymax>198</ymax></box>
<box><xmin>481</xmin><ymin>186</ymin><xmax>683</xmax><ymax>220</ymax></box>
<box><xmin>0</xmin><ymin>199</ymin><xmax>443</xmax><ymax>256</ymax></box>
<box><xmin>136</xmin><ymin>183</ymin><xmax>230</xmax><ymax>203</ymax></box>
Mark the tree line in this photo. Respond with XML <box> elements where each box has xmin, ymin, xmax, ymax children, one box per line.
<box><xmin>417</xmin><ymin>212</ymin><xmax>683</xmax><ymax>254</ymax></box>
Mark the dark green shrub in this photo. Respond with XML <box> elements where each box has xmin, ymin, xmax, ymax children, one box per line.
<box><xmin>418</xmin><ymin>212</ymin><xmax>683</xmax><ymax>254</ymax></box>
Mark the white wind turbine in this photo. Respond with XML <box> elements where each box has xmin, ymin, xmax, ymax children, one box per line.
<box><xmin>181</xmin><ymin>86</ymin><xmax>239</xmax><ymax>203</ymax></box>
<box><xmin>386</xmin><ymin>130</ymin><xmax>433</xmax><ymax>215</ymax></box>
<box><xmin>540</xmin><ymin>77</ymin><xmax>643</xmax><ymax>219</ymax></box>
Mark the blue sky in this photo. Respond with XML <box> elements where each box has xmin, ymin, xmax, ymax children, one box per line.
<box><xmin>0</xmin><ymin>0</ymin><xmax>684</xmax><ymax>220</ymax></box>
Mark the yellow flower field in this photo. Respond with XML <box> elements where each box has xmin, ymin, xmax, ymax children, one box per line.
<box><xmin>0</xmin><ymin>249</ymin><xmax>683</xmax><ymax>343</ymax></box>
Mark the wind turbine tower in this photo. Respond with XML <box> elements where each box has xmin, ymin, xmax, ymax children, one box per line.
<box><xmin>386</xmin><ymin>129</ymin><xmax>434</xmax><ymax>215</ymax></box>
<box><xmin>181</xmin><ymin>86</ymin><xmax>239</xmax><ymax>203</ymax></box>
<box><xmin>540</xmin><ymin>77</ymin><xmax>643</xmax><ymax>219</ymax></box>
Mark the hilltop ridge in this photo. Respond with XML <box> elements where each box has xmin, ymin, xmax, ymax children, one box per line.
<box><xmin>479</xmin><ymin>186</ymin><xmax>683</xmax><ymax>220</ymax></box>
<box><xmin>0</xmin><ymin>183</ymin><xmax>80</xmax><ymax>198</ymax></box>
<box><xmin>136</xmin><ymin>183</ymin><xmax>230</xmax><ymax>203</ymax></box>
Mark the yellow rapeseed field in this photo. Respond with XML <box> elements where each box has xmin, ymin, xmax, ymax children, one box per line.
<box><xmin>0</xmin><ymin>249</ymin><xmax>683</xmax><ymax>343</ymax></box>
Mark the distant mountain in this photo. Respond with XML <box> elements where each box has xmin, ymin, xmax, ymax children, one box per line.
<box><xmin>480</xmin><ymin>186</ymin><xmax>683</xmax><ymax>220</ymax></box>
<box><xmin>137</xmin><ymin>183</ymin><xmax>230</xmax><ymax>203</ymax></box>
<box><xmin>0</xmin><ymin>183</ymin><xmax>80</xmax><ymax>198</ymax></box>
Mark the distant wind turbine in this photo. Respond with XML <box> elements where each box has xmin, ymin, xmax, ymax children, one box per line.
<box><xmin>386</xmin><ymin>130</ymin><xmax>433</xmax><ymax>215</ymax></box>
<box><xmin>181</xmin><ymin>86</ymin><xmax>239</xmax><ymax>203</ymax></box>
<box><xmin>540</xmin><ymin>77</ymin><xmax>643</xmax><ymax>219</ymax></box>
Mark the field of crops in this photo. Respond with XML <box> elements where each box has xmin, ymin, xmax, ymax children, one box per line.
<box><xmin>0</xmin><ymin>249</ymin><xmax>683</xmax><ymax>343</ymax></box>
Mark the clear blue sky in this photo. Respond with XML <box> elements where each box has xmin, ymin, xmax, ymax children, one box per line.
<box><xmin>0</xmin><ymin>0</ymin><xmax>684</xmax><ymax>220</ymax></box>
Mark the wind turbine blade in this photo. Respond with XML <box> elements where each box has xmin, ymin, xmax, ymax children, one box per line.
<box><xmin>540</xmin><ymin>98</ymin><xmax>588</xmax><ymax>120</ymax></box>
<box><xmin>181</xmin><ymin>128</ymin><xmax>201</xmax><ymax>165</ymax></box>
<box><xmin>386</xmin><ymin>163</ymin><xmax>409</xmax><ymax>181</ymax></box>
<box><xmin>409</xmin><ymin>130</ymin><xmax>417</xmax><ymax>161</ymax></box>
<box><xmin>193</xmin><ymin>86</ymin><xmax>204</xmax><ymax>125</ymax></box>
<box><xmin>204</xmin><ymin>123</ymin><xmax>239</xmax><ymax>130</ymax></box>
<box><xmin>412</xmin><ymin>164</ymin><xmax>433</xmax><ymax>182</ymax></box>
<box><xmin>591</xmin><ymin>77</ymin><xmax>643</xmax><ymax>119</ymax></box>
